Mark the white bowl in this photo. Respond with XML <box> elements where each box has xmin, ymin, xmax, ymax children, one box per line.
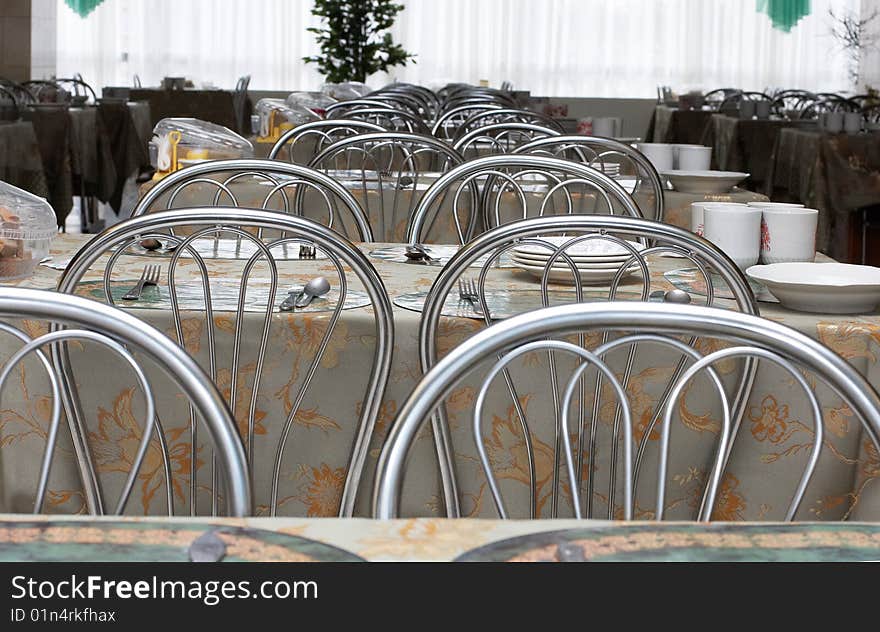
<box><xmin>746</xmin><ymin>262</ymin><xmax>880</xmax><ymax>314</ymax></box>
<box><xmin>661</xmin><ymin>170</ymin><xmax>750</xmax><ymax>194</ymax></box>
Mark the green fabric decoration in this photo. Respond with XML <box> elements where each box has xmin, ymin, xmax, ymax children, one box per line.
<box><xmin>757</xmin><ymin>0</ymin><xmax>812</xmax><ymax>32</ymax></box>
<box><xmin>64</xmin><ymin>0</ymin><xmax>106</xmax><ymax>18</ymax></box>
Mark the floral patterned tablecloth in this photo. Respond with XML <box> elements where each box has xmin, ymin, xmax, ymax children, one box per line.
<box><xmin>0</xmin><ymin>514</ymin><xmax>878</xmax><ymax>561</ymax></box>
<box><xmin>0</xmin><ymin>233</ymin><xmax>877</xmax><ymax>522</ymax></box>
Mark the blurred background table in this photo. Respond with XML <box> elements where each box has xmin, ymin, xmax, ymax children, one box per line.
<box><xmin>646</xmin><ymin>105</ymin><xmax>713</xmax><ymax>144</ymax></box>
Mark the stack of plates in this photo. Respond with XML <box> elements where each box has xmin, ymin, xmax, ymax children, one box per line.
<box><xmin>511</xmin><ymin>235</ymin><xmax>645</xmax><ymax>284</ymax></box>
<box><xmin>590</xmin><ymin>162</ymin><xmax>621</xmax><ymax>178</ymax></box>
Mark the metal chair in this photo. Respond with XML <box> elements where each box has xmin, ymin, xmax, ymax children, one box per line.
<box><xmin>324</xmin><ymin>98</ymin><xmax>400</xmax><ymax>117</ymax></box>
<box><xmin>431</xmin><ymin>103</ymin><xmax>504</xmax><ymax>141</ymax></box>
<box><xmin>410</xmin><ymin>213</ymin><xmax>758</xmax><ymax>518</ymax></box>
<box><xmin>233</xmin><ymin>74</ymin><xmax>251</xmax><ymax>134</ymax></box>
<box><xmin>329</xmin><ymin>106</ymin><xmax>431</xmax><ymax>134</ymax></box>
<box><xmin>375</xmin><ymin>300</ymin><xmax>880</xmax><ymax>521</ymax></box>
<box><xmin>513</xmin><ymin>135</ymin><xmax>666</xmax><ymax>222</ymax></box>
<box><xmin>407</xmin><ymin>154</ymin><xmax>643</xmax><ymax>245</ymax></box>
<box><xmin>131</xmin><ymin>159</ymin><xmax>374</xmax><ymax>242</ymax></box>
<box><xmin>309</xmin><ymin>132</ymin><xmax>466</xmax><ymax>242</ymax></box>
<box><xmin>454</xmin><ymin>108</ymin><xmax>564</xmax><ymax>140</ymax></box>
<box><xmin>453</xmin><ymin>122</ymin><xmax>562</xmax><ymax>160</ymax></box>
<box><xmin>267</xmin><ymin>119</ymin><xmax>384</xmax><ymax>164</ymax></box>
<box><xmin>0</xmin><ymin>287</ymin><xmax>250</xmax><ymax>516</ymax></box>
<box><xmin>56</xmin><ymin>208</ymin><xmax>394</xmax><ymax>517</ymax></box>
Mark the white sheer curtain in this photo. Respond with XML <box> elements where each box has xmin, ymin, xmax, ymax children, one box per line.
<box><xmin>56</xmin><ymin>0</ymin><xmax>859</xmax><ymax>96</ymax></box>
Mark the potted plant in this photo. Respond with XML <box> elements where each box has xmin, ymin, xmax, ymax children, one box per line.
<box><xmin>304</xmin><ymin>0</ymin><xmax>416</xmax><ymax>84</ymax></box>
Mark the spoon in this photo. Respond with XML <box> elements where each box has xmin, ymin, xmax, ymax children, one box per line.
<box><xmin>295</xmin><ymin>276</ymin><xmax>331</xmax><ymax>308</ymax></box>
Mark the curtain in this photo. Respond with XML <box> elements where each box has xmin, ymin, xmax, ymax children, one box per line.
<box><xmin>56</xmin><ymin>0</ymin><xmax>859</xmax><ymax>96</ymax></box>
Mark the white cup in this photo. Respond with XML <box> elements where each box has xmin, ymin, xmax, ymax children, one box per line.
<box><xmin>690</xmin><ymin>200</ymin><xmax>725</xmax><ymax>236</ymax></box>
<box><xmin>702</xmin><ymin>204</ymin><xmax>762</xmax><ymax>269</ymax></box>
<box><xmin>825</xmin><ymin>111</ymin><xmax>844</xmax><ymax>133</ymax></box>
<box><xmin>592</xmin><ymin>116</ymin><xmax>622</xmax><ymax>137</ymax></box>
<box><xmin>758</xmin><ymin>206</ymin><xmax>819</xmax><ymax>264</ymax></box>
<box><xmin>844</xmin><ymin>112</ymin><xmax>862</xmax><ymax>134</ymax></box>
<box><xmin>675</xmin><ymin>145</ymin><xmax>712</xmax><ymax>170</ymax></box>
<box><xmin>747</xmin><ymin>201</ymin><xmax>805</xmax><ymax>209</ymax></box>
<box><xmin>636</xmin><ymin>143</ymin><xmax>674</xmax><ymax>171</ymax></box>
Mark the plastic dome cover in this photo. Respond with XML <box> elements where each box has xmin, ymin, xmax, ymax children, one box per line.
<box><xmin>285</xmin><ymin>91</ymin><xmax>336</xmax><ymax>115</ymax></box>
<box><xmin>254</xmin><ymin>98</ymin><xmax>319</xmax><ymax>138</ymax></box>
<box><xmin>0</xmin><ymin>180</ymin><xmax>57</xmax><ymax>280</ymax></box>
<box><xmin>321</xmin><ymin>82</ymin><xmax>372</xmax><ymax>101</ymax></box>
<box><xmin>149</xmin><ymin>118</ymin><xmax>253</xmax><ymax>171</ymax></box>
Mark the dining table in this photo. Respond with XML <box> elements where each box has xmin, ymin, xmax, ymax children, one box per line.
<box><xmin>0</xmin><ymin>230</ymin><xmax>878</xmax><ymax>523</ymax></box>
<box><xmin>646</xmin><ymin>105</ymin><xmax>714</xmax><ymax>145</ymax></box>
<box><xmin>1</xmin><ymin>514</ymin><xmax>878</xmax><ymax>561</ymax></box>
<box><xmin>127</xmin><ymin>88</ymin><xmax>245</xmax><ymax>134</ymax></box>
<box><xmin>766</xmin><ymin>128</ymin><xmax>880</xmax><ymax>263</ymax></box>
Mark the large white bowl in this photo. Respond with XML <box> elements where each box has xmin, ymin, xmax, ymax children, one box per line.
<box><xmin>661</xmin><ymin>170</ymin><xmax>750</xmax><ymax>194</ymax></box>
<box><xmin>746</xmin><ymin>262</ymin><xmax>880</xmax><ymax>314</ymax></box>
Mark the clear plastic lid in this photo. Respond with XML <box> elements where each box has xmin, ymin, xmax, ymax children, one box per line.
<box><xmin>321</xmin><ymin>82</ymin><xmax>372</xmax><ymax>100</ymax></box>
<box><xmin>254</xmin><ymin>98</ymin><xmax>319</xmax><ymax>136</ymax></box>
<box><xmin>149</xmin><ymin>118</ymin><xmax>253</xmax><ymax>170</ymax></box>
<box><xmin>0</xmin><ymin>181</ymin><xmax>57</xmax><ymax>240</ymax></box>
<box><xmin>285</xmin><ymin>91</ymin><xmax>336</xmax><ymax>113</ymax></box>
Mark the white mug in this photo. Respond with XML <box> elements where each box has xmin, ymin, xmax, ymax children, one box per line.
<box><xmin>636</xmin><ymin>143</ymin><xmax>674</xmax><ymax>171</ymax></box>
<box><xmin>759</xmin><ymin>206</ymin><xmax>818</xmax><ymax>264</ymax></box>
<box><xmin>592</xmin><ymin>117</ymin><xmax>622</xmax><ymax>138</ymax></box>
<box><xmin>747</xmin><ymin>201</ymin><xmax>805</xmax><ymax>208</ymax></box>
<box><xmin>676</xmin><ymin>145</ymin><xmax>712</xmax><ymax>170</ymax></box>
<box><xmin>702</xmin><ymin>204</ymin><xmax>762</xmax><ymax>269</ymax></box>
<box><xmin>690</xmin><ymin>200</ymin><xmax>730</xmax><ymax>236</ymax></box>
<box><xmin>844</xmin><ymin>112</ymin><xmax>862</xmax><ymax>134</ymax></box>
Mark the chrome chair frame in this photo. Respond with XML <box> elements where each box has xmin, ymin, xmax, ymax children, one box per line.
<box><xmin>375</xmin><ymin>301</ymin><xmax>880</xmax><ymax>520</ymax></box>
<box><xmin>309</xmin><ymin>132</ymin><xmax>467</xmax><ymax>241</ymax></box>
<box><xmin>267</xmin><ymin>119</ymin><xmax>385</xmax><ymax>163</ymax></box>
<box><xmin>407</xmin><ymin>154</ymin><xmax>643</xmax><ymax>245</ymax></box>
<box><xmin>57</xmin><ymin>208</ymin><xmax>394</xmax><ymax>517</ymax></box>
<box><xmin>327</xmin><ymin>106</ymin><xmax>430</xmax><ymax>134</ymax></box>
<box><xmin>514</xmin><ymin>135</ymin><xmax>666</xmax><ymax>222</ymax></box>
<box><xmin>431</xmin><ymin>103</ymin><xmax>505</xmax><ymax>140</ymax></box>
<box><xmin>413</xmin><ymin>214</ymin><xmax>758</xmax><ymax>517</ymax></box>
<box><xmin>131</xmin><ymin>159</ymin><xmax>373</xmax><ymax>242</ymax></box>
<box><xmin>453</xmin><ymin>108</ymin><xmax>564</xmax><ymax>140</ymax></box>
<box><xmin>0</xmin><ymin>287</ymin><xmax>250</xmax><ymax>516</ymax></box>
<box><xmin>452</xmin><ymin>122</ymin><xmax>562</xmax><ymax>159</ymax></box>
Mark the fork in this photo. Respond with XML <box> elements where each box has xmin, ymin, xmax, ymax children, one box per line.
<box><xmin>458</xmin><ymin>278</ymin><xmax>484</xmax><ymax>315</ymax></box>
<box><xmin>122</xmin><ymin>264</ymin><xmax>160</xmax><ymax>301</ymax></box>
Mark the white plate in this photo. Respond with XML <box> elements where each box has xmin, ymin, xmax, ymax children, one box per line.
<box><xmin>746</xmin><ymin>263</ymin><xmax>880</xmax><ymax>314</ymax></box>
<box><xmin>511</xmin><ymin>254</ymin><xmax>636</xmax><ymax>270</ymax></box>
<box><xmin>510</xmin><ymin>250</ymin><xmax>634</xmax><ymax>265</ymax></box>
<box><xmin>660</xmin><ymin>170</ymin><xmax>750</xmax><ymax>194</ymax></box>
<box><xmin>513</xmin><ymin>235</ymin><xmax>645</xmax><ymax>258</ymax></box>
<box><xmin>513</xmin><ymin>260</ymin><xmax>642</xmax><ymax>285</ymax></box>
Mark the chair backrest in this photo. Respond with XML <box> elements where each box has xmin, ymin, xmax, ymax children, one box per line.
<box><xmin>410</xmin><ymin>213</ymin><xmax>758</xmax><ymax>518</ymax></box>
<box><xmin>407</xmin><ymin>154</ymin><xmax>643</xmax><ymax>245</ymax></box>
<box><xmin>454</xmin><ymin>108</ymin><xmax>564</xmax><ymax>140</ymax></box>
<box><xmin>56</xmin><ymin>208</ymin><xmax>394</xmax><ymax>517</ymax></box>
<box><xmin>131</xmin><ymin>159</ymin><xmax>374</xmax><ymax>242</ymax></box>
<box><xmin>453</xmin><ymin>122</ymin><xmax>562</xmax><ymax>159</ymax></box>
<box><xmin>308</xmin><ymin>132</ymin><xmax>466</xmax><ymax>241</ymax></box>
<box><xmin>267</xmin><ymin>119</ymin><xmax>385</xmax><ymax>163</ymax></box>
<box><xmin>375</xmin><ymin>301</ymin><xmax>880</xmax><ymax>521</ymax></box>
<box><xmin>431</xmin><ymin>103</ymin><xmax>505</xmax><ymax>141</ymax></box>
<box><xmin>513</xmin><ymin>135</ymin><xmax>665</xmax><ymax>222</ymax></box>
<box><xmin>328</xmin><ymin>106</ymin><xmax>431</xmax><ymax>134</ymax></box>
<box><xmin>0</xmin><ymin>287</ymin><xmax>250</xmax><ymax>516</ymax></box>
<box><xmin>324</xmin><ymin>98</ymin><xmax>396</xmax><ymax>117</ymax></box>
<box><xmin>233</xmin><ymin>75</ymin><xmax>251</xmax><ymax>133</ymax></box>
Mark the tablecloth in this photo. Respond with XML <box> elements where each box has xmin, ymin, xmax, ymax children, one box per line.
<box><xmin>1</xmin><ymin>514</ymin><xmax>879</xmax><ymax>561</ymax></box>
<box><xmin>646</xmin><ymin>105</ymin><xmax>713</xmax><ymax>144</ymax></box>
<box><xmin>0</xmin><ymin>234</ymin><xmax>877</xmax><ymax>522</ymax></box>
<box><xmin>21</xmin><ymin>108</ymin><xmax>73</xmax><ymax>225</ymax></box>
<box><xmin>0</xmin><ymin>121</ymin><xmax>49</xmax><ymax>199</ymax></box>
<box><xmin>128</xmin><ymin>88</ymin><xmax>244</xmax><ymax>133</ymax></box>
<box><xmin>767</xmin><ymin>128</ymin><xmax>880</xmax><ymax>262</ymax></box>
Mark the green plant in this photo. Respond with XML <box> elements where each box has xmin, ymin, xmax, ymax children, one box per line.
<box><xmin>303</xmin><ymin>0</ymin><xmax>415</xmax><ymax>84</ymax></box>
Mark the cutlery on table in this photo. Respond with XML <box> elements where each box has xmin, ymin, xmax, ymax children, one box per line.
<box><xmin>279</xmin><ymin>276</ymin><xmax>331</xmax><ymax>311</ymax></box>
<box><xmin>404</xmin><ymin>243</ymin><xmax>435</xmax><ymax>263</ymax></box>
<box><xmin>299</xmin><ymin>244</ymin><xmax>317</xmax><ymax>259</ymax></box>
<box><xmin>122</xmin><ymin>264</ymin><xmax>161</xmax><ymax>301</ymax></box>
<box><xmin>458</xmin><ymin>278</ymin><xmax>484</xmax><ymax>315</ymax></box>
